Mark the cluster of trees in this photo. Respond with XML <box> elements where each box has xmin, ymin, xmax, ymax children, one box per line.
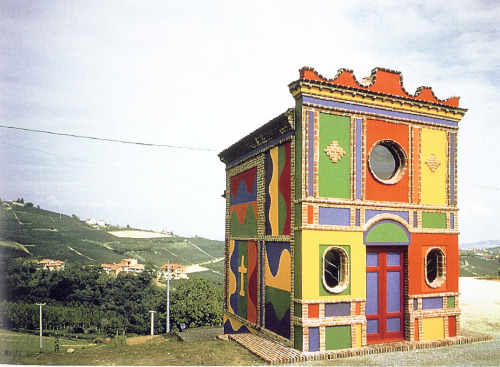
<box><xmin>0</xmin><ymin>258</ymin><xmax>223</xmax><ymax>335</ymax></box>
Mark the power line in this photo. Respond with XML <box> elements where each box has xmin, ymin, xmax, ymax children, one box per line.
<box><xmin>0</xmin><ymin>124</ymin><xmax>219</xmax><ymax>152</ymax></box>
<box><xmin>463</xmin><ymin>182</ymin><xmax>499</xmax><ymax>191</ymax></box>
<box><xmin>0</xmin><ymin>140</ymin><xmax>175</xmax><ymax>181</ymax></box>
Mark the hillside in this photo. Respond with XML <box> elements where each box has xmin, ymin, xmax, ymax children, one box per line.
<box><xmin>460</xmin><ymin>240</ymin><xmax>500</xmax><ymax>249</ymax></box>
<box><xmin>0</xmin><ymin>202</ymin><xmax>224</xmax><ymax>280</ymax></box>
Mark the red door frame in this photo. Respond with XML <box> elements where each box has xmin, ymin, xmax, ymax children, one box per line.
<box><xmin>366</xmin><ymin>246</ymin><xmax>405</xmax><ymax>344</ymax></box>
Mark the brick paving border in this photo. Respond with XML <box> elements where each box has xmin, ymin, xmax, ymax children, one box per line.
<box><xmin>219</xmin><ymin>330</ymin><xmax>494</xmax><ymax>365</ymax></box>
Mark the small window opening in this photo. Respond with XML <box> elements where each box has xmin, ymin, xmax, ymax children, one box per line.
<box><xmin>425</xmin><ymin>248</ymin><xmax>446</xmax><ymax>288</ymax></box>
<box><xmin>322</xmin><ymin>246</ymin><xmax>349</xmax><ymax>293</ymax></box>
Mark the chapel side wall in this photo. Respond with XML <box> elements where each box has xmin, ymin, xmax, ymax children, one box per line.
<box><xmin>223</xmin><ymin>134</ymin><xmax>296</xmax><ymax>347</ymax></box>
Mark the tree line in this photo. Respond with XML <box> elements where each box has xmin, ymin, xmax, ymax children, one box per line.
<box><xmin>0</xmin><ymin>258</ymin><xmax>223</xmax><ymax>335</ymax></box>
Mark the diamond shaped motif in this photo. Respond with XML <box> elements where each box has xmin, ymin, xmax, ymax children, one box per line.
<box><xmin>425</xmin><ymin>154</ymin><xmax>441</xmax><ymax>173</ymax></box>
<box><xmin>324</xmin><ymin>141</ymin><xmax>346</xmax><ymax>163</ymax></box>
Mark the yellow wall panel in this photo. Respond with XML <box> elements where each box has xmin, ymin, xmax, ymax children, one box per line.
<box><xmin>421</xmin><ymin>128</ymin><xmax>447</xmax><ymax>205</ymax></box>
<box><xmin>355</xmin><ymin>324</ymin><xmax>362</xmax><ymax>347</ymax></box>
<box><xmin>422</xmin><ymin>317</ymin><xmax>444</xmax><ymax>340</ymax></box>
<box><xmin>300</xmin><ymin>230</ymin><xmax>365</xmax><ymax>300</ymax></box>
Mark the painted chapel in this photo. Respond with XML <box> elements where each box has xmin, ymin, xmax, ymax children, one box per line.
<box><xmin>218</xmin><ymin>67</ymin><xmax>466</xmax><ymax>352</ymax></box>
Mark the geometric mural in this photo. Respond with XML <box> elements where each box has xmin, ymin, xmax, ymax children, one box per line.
<box><xmin>265</xmin><ymin>142</ymin><xmax>292</xmax><ymax>236</ymax></box>
<box><xmin>265</xmin><ymin>242</ymin><xmax>291</xmax><ymax>338</ymax></box>
<box><xmin>230</xmin><ymin>168</ymin><xmax>258</xmax><ymax>236</ymax></box>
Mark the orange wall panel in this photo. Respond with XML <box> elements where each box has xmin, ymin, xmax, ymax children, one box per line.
<box><xmin>365</xmin><ymin>119</ymin><xmax>409</xmax><ymax>203</ymax></box>
<box><xmin>408</xmin><ymin>233</ymin><xmax>459</xmax><ymax>295</ymax></box>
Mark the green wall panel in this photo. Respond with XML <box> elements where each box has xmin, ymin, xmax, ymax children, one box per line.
<box><xmin>318</xmin><ymin>113</ymin><xmax>351</xmax><ymax>199</ymax></box>
<box><xmin>325</xmin><ymin>325</ymin><xmax>352</xmax><ymax>350</ymax></box>
<box><xmin>365</xmin><ymin>222</ymin><xmax>409</xmax><ymax>242</ymax></box>
<box><xmin>294</xmin><ymin>326</ymin><xmax>303</xmax><ymax>351</ymax></box>
<box><xmin>447</xmin><ymin>296</ymin><xmax>455</xmax><ymax>309</ymax></box>
<box><xmin>294</xmin><ymin>232</ymin><xmax>302</xmax><ymax>298</ymax></box>
<box><xmin>422</xmin><ymin>212</ymin><xmax>447</xmax><ymax>229</ymax></box>
<box><xmin>229</xmin><ymin>204</ymin><xmax>258</xmax><ymax>236</ymax></box>
<box><xmin>294</xmin><ymin>302</ymin><xmax>302</xmax><ymax>318</ymax></box>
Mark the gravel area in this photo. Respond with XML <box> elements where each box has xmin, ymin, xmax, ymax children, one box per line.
<box><xmin>460</xmin><ymin>278</ymin><xmax>499</xmax><ymax>338</ymax></box>
<box><xmin>175</xmin><ymin>326</ymin><xmax>223</xmax><ymax>342</ymax></box>
<box><xmin>316</xmin><ymin>340</ymin><xmax>500</xmax><ymax>366</ymax></box>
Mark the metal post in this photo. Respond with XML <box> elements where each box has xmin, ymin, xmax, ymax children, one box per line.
<box><xmin>150</xmin><ymin>311</ymin><xmax>156</xmax><ymax>335</ymax></box>
<box><xmin>166</xmin><ymin>261</ymin><xmax>170</xmax><ymax>334</ymax></box>
<box><xmin>37</xmin><ymin>303</ymin><xmax>46</xmax><ymax>353</ymax></box>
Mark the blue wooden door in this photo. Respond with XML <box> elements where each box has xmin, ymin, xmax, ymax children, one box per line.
<box><xmin>366</xmin><ymin>247</ymin><xmax>404</xmax><ymax>343</ymax></box>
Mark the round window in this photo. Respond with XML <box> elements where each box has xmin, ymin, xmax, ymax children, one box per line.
<box><xmin>322</xmin><ymin>246</ymin><xmax>349</xmax><ymax>293</ymax></box>
<box><xmin>425</xmin><ymin>248</ymin><xmax>446</xmax><ymax>288</ymax></box>
<box><xmin>368</xmin><ymin>140</ymin><xmax>407</xmax><ymax>184</ymax></box>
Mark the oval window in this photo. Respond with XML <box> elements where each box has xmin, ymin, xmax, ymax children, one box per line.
<box><xmin>425</xmin><ymin>248</ymin><xmax>446</xmax><ymax>288</ymax></box>
<box><xmin>368</xmin><ymin>140</ymin><xmax>407</xmax><ymax>184</ymax></box>
<box><xmin>322</xmin><ymin>246</ymin><xmax>349</xmax><ymax>293</ymax></box>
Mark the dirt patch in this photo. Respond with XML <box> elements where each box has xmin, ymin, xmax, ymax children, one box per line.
<box><xmin>126</xmin><ymin>335</ymin><xmax>157</xmax><ymax>345</ymax></box>
<box><xmin>108</xmin><ymin>230</ymin><xmax>171</xmax><ymax>238</ymax></box>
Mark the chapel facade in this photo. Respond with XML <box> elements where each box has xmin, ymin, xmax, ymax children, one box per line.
<box><xmin>218</xmin><ymin>67</ymin><xmax>466</xmax><ymax>352</ymax></box>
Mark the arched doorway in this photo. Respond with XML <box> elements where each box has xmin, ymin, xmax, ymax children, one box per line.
<box><xmin>364</xmin><ymin>219</ymin><xmax>410</xmax><ymax>344</ymax></box>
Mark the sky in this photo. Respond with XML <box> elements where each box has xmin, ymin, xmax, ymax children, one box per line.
<box><xmin>0</xmin><ymin>0</ymin><xmax>498</xmax><ymax>243</ymax></box>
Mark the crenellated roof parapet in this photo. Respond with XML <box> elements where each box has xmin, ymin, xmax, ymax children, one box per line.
<box><xmin>289</xmin><ymin>67</ymin><xmax>467</xmax><ymax>121</ymax></box>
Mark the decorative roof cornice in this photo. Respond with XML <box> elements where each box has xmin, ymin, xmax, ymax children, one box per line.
<box><xmin>289</xmin><ymin>67</ymin><xmax>467</xmax><ymax>113</ymax></box>
<box><xmin>218</xmin><ymin>109</ymin><xmax>294</xmax><ymax>165</ymax></box>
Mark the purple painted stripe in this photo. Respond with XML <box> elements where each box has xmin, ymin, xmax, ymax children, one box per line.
<box><xmin>450</xmin><ymin>133</ymin><xmax>456</xmax><ymax>205</ymax></box>
<box><xmin>413</xmin><ymin>212</ymin><xmax>418</xmax><ymax>228</ymax></box>
<box><xmin>386</xmin><ymin>271</ymin><xmax>401</xmax><ymax>313</ymax></box>
<box><xmin>413</xmin><ymin>298</ymin><xmax>418</xmax><ymax>311</ymax></box>
<box><xmin>303</xmin><ymin>96</ymin><xmax>459</xmax><ymax>127</ymax></box>
<box><xmin>225</xmin><ymin>131</ymin><xmax>294</xmax><ymax>168</ymax></box>
<box><xmin>309</xmin><ymin>327</ymin><xmax>320</xmax><ymax>352</ymax></box>
<box><xmin>355</xmin><ymin>209</ymin><xmax>361</xmax><ymax>226</ymax></box>
<box><xmin>387</xmin><ymin>318</ymin><xmax>401</xmax><ymax>332</ymax></box>
<box><xmin>324</xmin><ymin>303</ymin><xmax>351</xmax><ymax>317</ymax></box>
<box><xmin>365</xmin><ymin>209</ymin><xmax>409</xmax><ymax>224</ymax></box>
<box><xmin>308</xmin><ymin>110</ymin><xmax>315</xmax><ymax>197</ymax></box>
<box><xmin>450</xmin><ymin>213</ymin><xmax>455</xmax><ymax>229</ymax></box>
<box><xmin>259</xmin><ymin>241</ymin><xmax>264</xmax><ymax>327</ymax></box>
<box><xmin>422</xmin><ymin>297</ymin><xmax>443</xmax><ymax>310</ymax></box>
<box><xmin>318</xmin><ymin>207</ymin><xmax>350</xmax><ymax>226</ymax></box>
<box><xmin>355</xmin><ymin>117</ymin><xmax>363</xmax><ymax>199</ymax></box>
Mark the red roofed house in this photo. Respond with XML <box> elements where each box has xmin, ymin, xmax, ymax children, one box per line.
<box><xmin>160</xmin><ymin>263</ymin><xmax>188</xmax><ymax>280</ymax></box>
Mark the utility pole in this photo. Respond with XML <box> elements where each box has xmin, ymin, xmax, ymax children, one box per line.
<box><xmin>150</xmin><ymin>310</ymin><xmax>156</xmax><ymax>335</ymax></box>
<box><xmin>166</xmin><ymin>261</ymin><xmax>170</xmax><ymax>334</ymax></box>
<box><xmin>36</xmin><ymin>303</ymin><xmax>46</xmax><ymax>353</ymax></box>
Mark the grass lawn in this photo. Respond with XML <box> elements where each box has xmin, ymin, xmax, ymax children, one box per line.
<box><xmin>1</xmin><ymin>333</ymin><xmax>264</xmax><ymax>366</ymax></box>
<box><xmin>0</xmin><ymin>329</ymin><xmax>97</xmax><ymax>357</ymax></box>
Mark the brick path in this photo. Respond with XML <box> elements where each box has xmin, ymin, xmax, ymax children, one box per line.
<box><xmin>224</xmin><ymin>330</ymin><xmax>493</xmax><ymax>365</ymax></box>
